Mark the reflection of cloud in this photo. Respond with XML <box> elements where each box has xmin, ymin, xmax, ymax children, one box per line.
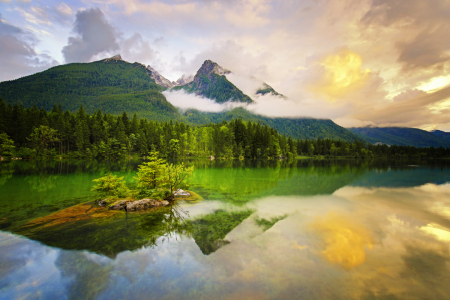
<box><xmin>311</xmin><ymin>212</ymin><xmax>373</xmax><ymax>269</ymax></box>
<box><xmin>420</xmin><ymin>223</ymin><xmax>450</xmax><ymax>242</ymax></box>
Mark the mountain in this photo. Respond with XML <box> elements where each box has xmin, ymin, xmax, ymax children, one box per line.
<box><xmin>146</xmin><ymin>65</ymin><xmax>175</xmax><ymax>88</ymax></box>
<box><xmin>175</xmin><ymin>74</ymin><xmax>194</xmax><ymax>86</ymax></box>
<box><xmin>173</xmin><ymin>60</ymin><xmax>254</xmax><ymax>103</ymax></box>
<box><xmin>0</xmin><ymin>55</ymin><xmax>180</xmax><ymax>121</ymax></box>
<box><xmin>0</xmin><ymin>55</ymin><xmax>361</xmax><ymax>141</ymax></box>
<box><xmin>431</xmin><ymin>130</ymin><xmax>450</xmax><ymax>142</ymax></box>
<box><xmin>349</xmin><ymin>127</ymin><xmax>450</xmax><ymax>147</ymax></box>
<box><xmin>256</xmin><ymin>82</ymin><xmax>285</xmax><ymax>97</ymax></box>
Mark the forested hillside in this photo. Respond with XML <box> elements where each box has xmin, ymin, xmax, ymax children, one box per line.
<box><xmin>349</xmin><ymin>127</ymin><xmax>450</xmax><ymax>148</ymax></box>
<box><xmin>431</xmin><ymin>130</ymin><xmax>450</xmax><ymax>142</ymax></box>
<box><xmin>184</xmin><ymin>108</ymin><xmax>360</xmax><ymax>142</ymax></box>
<box><xmin>1</xmin><ymin>102</ymin><xmax>449</xmax><ymax>160</ymax></box>
<box><xmin>0</xmin><ymin>57</ymin><xmax>180</xmax><ymax>121</ymax></box>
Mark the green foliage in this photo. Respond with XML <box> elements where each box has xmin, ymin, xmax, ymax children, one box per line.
<box><xmin>134</xmin><ymin>151</ymin><xmax>194</xmax><ymax>198</ymax></box>
<box><xmin>162</xmin><ymin>162</ymin><xmax>195</xmax><ymax>194</ymax></box>
<box><xmin>28</xmin><ymin>125</ymin><xmax>59</xmax><ymax>156</ymax></box>
<box><xmin>91</xmin><ymin>173</ymin><xmax>129</xmax><ymax>199</ymax></box>
<box><xmin>135</xmin><ymin>151</ymin><xmax>167</xmax><ymax>197</ymax></box>
<box><xmin>0</xmin><ymin>133</ymin><xmax>15</xmax><ymax>157</ymax></box>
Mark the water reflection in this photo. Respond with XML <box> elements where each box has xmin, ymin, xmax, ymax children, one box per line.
<box><xmin>1</xmin><ymin>160</ymin><xmax>450</xmax><ymax>299</ymax></box>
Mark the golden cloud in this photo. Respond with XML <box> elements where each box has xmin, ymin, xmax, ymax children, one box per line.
<box><xmin>311</xmin><ymin>212</ymin><xmax>373</xmax><ymax>269</ymax></box>
<box><xmin>309</xmin><ymin>49</ymin><xmax>371</xmax><ymax>101</ymax></box>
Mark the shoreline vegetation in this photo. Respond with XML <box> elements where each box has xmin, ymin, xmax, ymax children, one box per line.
<box><xmin>1</xmin><ymin>102</ymin><xmax>450</xmax><ymax>161</ymax></box>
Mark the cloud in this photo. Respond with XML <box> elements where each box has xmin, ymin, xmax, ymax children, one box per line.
<box><xmin>163</xmin><ymin>88</ymin><xmax>348</xmax><ymax>120</ymax></box>
<box><xmin>306</xmin><ymin>48</ymin><xmax>371</xmax><ymax>101</ymax></box>
<box><xmin>0</xmin><ymin>15</ymin><xmax>58</xmax><ymax>82</ymax></box>
<box><xmin>120</xmin><ymin>33</ymin><xmax>156</xmax><ymax>63</ymax></box>
<box><xmin>361</xmin><ymin>0</ymin><xmax>450</xmax><ymax>71</ymax></box>
<box><xmin>163</xmin><ymin>90</ymin><xmax>247</xmax><ymax>113</ymax></box>
<box><xmin>62</xmin><ymin>8</ymin><xmax>119</xmax><ymax>63</ymax></box>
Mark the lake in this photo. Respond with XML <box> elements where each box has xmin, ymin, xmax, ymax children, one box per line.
<box><xmin>1</xmin><ymin>158</ymin><xmax>450</xmax><ymax>299</ymax></box>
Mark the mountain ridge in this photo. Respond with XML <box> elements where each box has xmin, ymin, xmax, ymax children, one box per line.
<box><xmin>349</xmin><ymin>126</ymin><xmax>450</xmax><ymax>148</ymax></box>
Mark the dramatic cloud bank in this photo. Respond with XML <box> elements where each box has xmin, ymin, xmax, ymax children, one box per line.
<box><xmin>62</xmin><ymin>8</ymin><xmax>119</xmax><ymax>63</ymax></box>
<box><xmin>2</xmin><ymin>0</ymin><xmax>450</xmax><ymax>129</ymax></box>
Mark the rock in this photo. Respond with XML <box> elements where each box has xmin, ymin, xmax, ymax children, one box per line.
<box><xmin>126</xmin><ymin>199</ymin><xmax>169</xmax><ymax>212</ymax></box>
<box><xmin>98</xmin><ymin>199</ymin><xmax>108</xmax><ymax>207</ymax></box>
<box><xmin>108</xmin><ymin>200</ymin><xmax>128</xmax><ymax>210</ymax></box>
<box><xmin>173</xmin><ymin>189</ymin><xmax>191</xmax><ymax>196</ymax></box>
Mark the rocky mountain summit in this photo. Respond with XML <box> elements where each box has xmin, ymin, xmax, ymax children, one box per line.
<box><xmin>175</xmin><ymin>74</ymin><xmax>194</xmax><ymax>86</ymax></box>
<box><xmin>147</xmin><ymin>65</ymin><xmax>175</xmax><ymax>88</ymax></box>
<box><xmin>174</xmin><ymin>59</ymin><xmax>253</xmax><ymax>103</ymax></box>
<box><xmin>102</xmin><ymin>54</ymin><xmax>123</xmax><ymax>62</ymax></box>
<box><xmin>195</xmin><ymin>60</ymin><xmax>231</xmax><ymax>77</ymax></box>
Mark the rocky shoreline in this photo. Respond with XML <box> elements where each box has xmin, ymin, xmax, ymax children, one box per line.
<box><xmin>100</xmin><ymin>189</ymin><xmax>193</xmax><ymax>212</ymax></box>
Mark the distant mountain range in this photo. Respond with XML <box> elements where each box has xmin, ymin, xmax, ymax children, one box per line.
<box><xmin>0</xmin><ymin>55</ymin><xmax>360</xmax><ymax>142</ymax></box>
<box><xmin>1</xmin><ymin>54</ymin><xmax>449</xmax><ymax>146</ymax></box>
<box><xmin>349</xmin><ymin>127</ymin><xmax>450</xmax><ymax>148</ymax></box>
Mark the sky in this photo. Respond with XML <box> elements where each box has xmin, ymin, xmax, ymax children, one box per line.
<box><xmin>1</xmin><ymin>0</ymin><xmax>450</xmax><ymax>130</ymax></box>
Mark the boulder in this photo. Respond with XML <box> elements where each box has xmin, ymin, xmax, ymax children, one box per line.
<box><xmin>108</xmin><ymin>200</ymin><xmax>128</xmax><ymax>210</ymax></box>
<box><xmin>126</xmin><ymin>199</ymin><xmax>169</xmax><ymax>212</ymax></box>
<box><xmin>98</xmin><ymin>199</ymin><xmax>108</xmax><ymax>207</ymax></box>
<box><xmin>173</xmin><ymin>189</ymin><xmax>191</xmax><ymax>196</ymax></box>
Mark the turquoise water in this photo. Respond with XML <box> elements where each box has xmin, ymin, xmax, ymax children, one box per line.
<box><xmin>1</xmin><ymin>158</ymin><xmax>450</xmax><ymax>299</ymax></box>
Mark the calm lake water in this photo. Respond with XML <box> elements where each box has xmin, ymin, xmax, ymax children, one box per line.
<box><xmin>1</xmin><ymin>158</ymin><xmax>450</xmax><ymax>299</ymax></box>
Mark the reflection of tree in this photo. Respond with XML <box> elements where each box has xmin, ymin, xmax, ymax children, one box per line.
<box><xmin>24</xmin><ymin>174</ymin><xmax>58</xmax><ymax>192</ymax></box>
<box><xmin>0</xmin><ymin>162</ymin><xmax>14</xmax><ymax>186</ymax></box>
<box><xmin>18</xmin><ymin>204</ymin><xmax>192</xmax><ymax>257</ymax></box>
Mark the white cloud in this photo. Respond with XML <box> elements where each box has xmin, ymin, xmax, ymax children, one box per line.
<box><xmin>162</xmin><ymin>90</ymin><xmax>247</xmax><ymax>113</ymax></box>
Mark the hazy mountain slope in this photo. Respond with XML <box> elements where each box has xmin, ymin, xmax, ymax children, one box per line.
<box><xmin>349</xmin><ymin>127</ymin><xmax>450</xmax><ymax>147</ymax></box>
<box><xmin>173</xmin><ymin>60</ymin><xmax>254</xmax><ymax>103</ymax></box>
<box><xmin>185</xmin><ymin>108</ymin><xmax>361</xmax><ymax>141</ymax></box>
<box><xmin>0</xmin><ymin>55</ymin><xmax>181</xmax><ymax>121</ymax></box>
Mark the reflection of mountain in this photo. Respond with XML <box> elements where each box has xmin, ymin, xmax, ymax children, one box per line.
<box><xmin>189</xmin><ymin>209</ymin><xmax>253</xmax><ymax>255</ymax></box>
<box><xmin>15</xmin><ymin>203</ymin><xmax>191</xmax><ymax>258</ymax></box>
<box><xmin>351</xmin><ymin>166</ymin><xmax>450</xmax><ymax>188</ymax></box>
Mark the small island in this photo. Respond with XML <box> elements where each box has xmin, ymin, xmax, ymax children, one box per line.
<box><xmin>92</xmin><ymin>151</ymin><xmax>194</xmax><ymax>212</ymax></box>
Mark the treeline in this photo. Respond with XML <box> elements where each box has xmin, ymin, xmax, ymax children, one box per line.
<box><xmin>1</xmin><ymin>99</ymin><xmax>450</xmax><ymax>159</ymax></box>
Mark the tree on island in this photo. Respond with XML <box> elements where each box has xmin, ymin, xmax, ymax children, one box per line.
<box><xmin>91</xmin><ymin>174</ymin><xmax>129</xmax><ymax>199</ymax></box>
<box><xmin>92</xmin><ymin>151</ymin><xmax>194</xmax><ymax>203</ymax></box>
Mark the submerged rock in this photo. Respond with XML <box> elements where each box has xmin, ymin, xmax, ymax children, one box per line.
<box><xmin>173</xmin><ymin>189</ymin><xmax>191</xmax><ymax>196</ymax></box>
<box><xmin>126</xmin><ymin>199</ymin><xmax>169</xmax><ymax>212</ymax></box>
